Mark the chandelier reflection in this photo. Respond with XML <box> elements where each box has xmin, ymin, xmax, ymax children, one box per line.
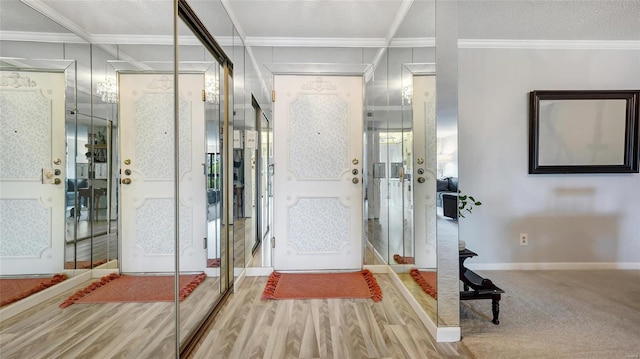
<box><xmin>205</xmin><ymin>76</ymin><xmax>219</xmax><ymax>104</ymax></box>
<box><xmin>96</xmin><ymin>77</ymin><xmax>118</xmax><ymax>103</ymax></box>
<box><xmin>402</xmin><ymin>85</ymin><xmax>412</xmax><ymax>105</ymax></box>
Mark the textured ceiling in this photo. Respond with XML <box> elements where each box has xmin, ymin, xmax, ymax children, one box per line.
<box><xmin>3</xmin><ymin>1</ymin><xmax>639</xmax><ymax>45</ymax></box>
<box><xmin>223</xmin><ymin>0</ymin><xmax>405</xmax><ymax>39</ymax></box>
<box><xmin>458</xmin><ymin>0</ymin><xmax>640</xmax><ymax>41</ymax></box>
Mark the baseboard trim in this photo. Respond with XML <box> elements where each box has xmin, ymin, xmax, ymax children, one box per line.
<box><xmin>363</xmin><ymin>264</ymin><xmax>388</xmax><ymax>273</ymax></box>
<box><xmin>467</xmin><ymin>262</ymin><xmax>640</xmax><ymax>271</ymax></box>
<box><xmin>204</xmin><ymin>267</ymin><xmax>221</xmax><ymax>277</ymax></box>
<box><xmin>366</xmin><ymin>241</ymin><xmax>387</xmax><ymax>265</ymax></box>
<box><xmin>387</xmin><ymin>267</ymin><xmax>461</xmax><ymax>342</ymax></box>
<box><xmin>234</xmin><ymin>269</ymin><xmax>246</xmax><ymax>291</ymax></box>
<box><xmin>0</xmin><ymin>270</ymin><xmax>92</xmax><ymax>321</ymax></box>
<box><xmin>245</xmin><ymin>266</ymin><xmax>274</xmax><ymax>276</ymax></box>
<box><xmin>437</xmin><ymin>326</ymin><xmax>461</xmax><ymax>342</ymax></box>
<box><xmin>92</xmin><ymin>268</ymin><xmax>119</xmax><ymax>278</ymax></box>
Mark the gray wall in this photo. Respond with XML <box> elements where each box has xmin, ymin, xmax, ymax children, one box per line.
<box><xmin>458</xmin><ymin>47</ymin><xmax>640</xmax><ymax>268</ymax></box>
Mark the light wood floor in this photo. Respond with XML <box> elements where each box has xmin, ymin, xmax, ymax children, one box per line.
<box><xmin>0</xmin><ymin>276</ymin><xmax>222</xmax><ymax>358</ymax></box>
<box><xmin>189</xmin><ymin>274</ymin><xmax>473</xmax><ymax>359</ymax></box>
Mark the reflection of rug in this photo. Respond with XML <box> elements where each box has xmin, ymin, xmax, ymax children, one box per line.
<box><xmin>64</xmin><ymin>259</ymin><xmax>108</xmax><ymax>269</ymax></box>
<box><xmin>60</xmin><ymin>272</ymin><xmax>207</xmax><ymax>308</ymax></box>
<box><xmin>410</xmin><ymin>268</ymin><xmax>438</xmax><ymax>299</ymax></box>
<box><xmin>261</xmin><ymin>269</ymin><xmax>382</xmax><ymax>302</ymax></box>
<box><xmin>207</xmin><ymin>258</ymin><xmax>220</xmax><ymax>267</ymax></box>
<box><xmin>1</xmin><ymin>274</ymin><xmax>67</xmax><ymax>307</ymax></box>
<box><xmin>393</xmin><ymin>254</ymin><xmax>415</xmax><ymax>264</ymax></box>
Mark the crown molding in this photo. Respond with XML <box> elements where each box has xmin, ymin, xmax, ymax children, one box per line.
<box><xmin>0</xmin><ymin>30</ymin><xmax>85</xmax><ymax>44</ymax></box>
<box><xmin>389</xmin><ymin>37</ymin><xmax>436</xmax><ymax>48</ymax></box>
<box><xmin>244</xmin><ymin>36</ymin><xmax>388</xmax><ymax>48</ymax></box>
<box><xmin>459</xmin><ymin>39</ymin><xmax>640</xmax><ymax>50</ymax></box>
<box><xmin>386</xmin><ymin>0</ymin><xmax>414</xmax><ymax>43</ymax></box>
<box><xmin>21</xmin><ymin>0</ymin><xmax>92</xmax><ymax>42</ymax></box>
<box><xmin>263</xmin><ymin>62</ymin><xmax>371</xmax><ymax>76</ymax></box>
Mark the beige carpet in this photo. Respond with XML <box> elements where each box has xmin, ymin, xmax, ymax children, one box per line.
<box><xmin>460</xmin><ymin>270</ymin><xmax>640</xmax><ymax>359</ymax></box>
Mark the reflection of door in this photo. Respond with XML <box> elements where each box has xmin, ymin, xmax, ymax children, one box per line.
<box><xmin>413</xmin><ymin>75</ymin><xmax>437</xmax><ymax>268</ymax></box>
<box><xmin>0</xmin><ymin>70</ymin><xmax>66</xmax><ymax>275</ymax></box>
<box><xmin>273</xmin><ymin>75</ymin><xmax>363</xmax><ymax>271</ymax></box>
<box><xmin>119</xmin><ymin>73</ymin><xmax>206</xmax><ymax>273</ymax></box>
<box><xmin>257</xmin><ymin>113</ymin><xmax>271</xmax><ymax>246</ymax></box>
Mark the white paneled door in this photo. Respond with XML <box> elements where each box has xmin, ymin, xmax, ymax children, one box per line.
<box><xmin>119</xmin><ymin>73</ymin><xmax>206</xmax><ymax>273</ymax></box>
<box><xmin>413</xmin><ymin>75</ymin><xmax>438</xmax><ymax>269</ymax></box>
<box><xmin>0</xmin><ymin>70</ymin><xmax>66</xmax><ymax>275</ymax></box>
<box><xmin>273</xmin><ymin>75</ymin><xmax>363</xmax><ymax>271</ymax></box>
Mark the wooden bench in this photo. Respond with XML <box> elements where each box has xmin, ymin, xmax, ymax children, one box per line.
<box><xmin>459</xmin><ymin>249</ymin><xmax>505</xmax><ymax>324</ymax></box>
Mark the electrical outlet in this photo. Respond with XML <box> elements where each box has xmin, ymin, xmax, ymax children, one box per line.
<box><xmin>520</xmin><ymin>233</ymin><xmax>528</xmax><ymax>246</ymax></box>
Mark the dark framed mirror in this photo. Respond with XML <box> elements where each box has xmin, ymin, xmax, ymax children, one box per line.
<box><xmin>529</xmin><ymin>90</ymin><xmax>640</xmax><ymax>174</ymax></box>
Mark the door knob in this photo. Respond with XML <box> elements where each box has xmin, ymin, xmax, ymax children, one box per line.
<box><xmin>124</xmin><ymin>169</ymin><xmax>132</xmax><ymax>175</ymax></box>
<box><xmin>352</xmin><ymin>169</ymin><xmax>358</xmax><ymax>175</ymax></box>
<box><xmin>122</xmin><ymin>178</ymin><xmax>132</xmax><ymax>185</ymax></box>
<box><xmin>54</xmin><ymin>178</ymin><xmax>61</xmax><ymax>185</ymax></box>
<box><xmin>352</xmin><ymin>178</ymin><xmax>359</xmax><ymax>184</ymax></box>
<box><xmin>124</xmin><ymin>159</ymin><xmax>131</xmax><ymax>165</ymax></box>
<box><xmin>417</xmin><ymin>177</ymin><xmax>425</xmax><ymax>183</ymax></box>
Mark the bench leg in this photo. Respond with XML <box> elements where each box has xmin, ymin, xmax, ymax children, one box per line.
<box><xmin>491</xmin><ymin>294</ymin><xmax>501</xmax><ymax>325</ymax></box>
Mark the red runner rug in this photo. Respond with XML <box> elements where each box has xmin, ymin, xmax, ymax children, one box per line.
<box><xmin>0</xmin><ymin>274</ymin><xmax>67</xmax><ymax>307</ymax></box>
<box><xmin>410</xmin><ymin>268</ymin><xmax>437</xmax><ymax>299</ymax></box>
<box><xmin>207</xmin><ymin>258</ymin><xmax>221</xmax><ymax>267</ymax></box>
<box><xmin>60</xmin><ymin>272</ymin><xmax>206</xmax><ymax>308</ymax></box>
<box><xmin>393</xmin><ymin>254</ymin><xmax>415</xmax><ymax>264</ymax></box>
<box><xmin>261</xmin><ymin>269</ymin><xmax>382</xmax><ymax>302</ymax></box>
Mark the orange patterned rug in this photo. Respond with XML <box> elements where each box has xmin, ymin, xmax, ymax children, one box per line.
<box><xmin>410</xmin><ymin>268</ymin><xmax>438</xmax><ymax>299</ymax></box>
<box><xmin>393</xmin><ymin>254</ymin><xmax>415</xmax><ymax>264</ymax></box>
<box><xmin>261</xmin><ymin>269</ymin><xmax>382</xmax><ymax>302</ymax></box>
<box><xmin>60</xmin><ymin>272</ymin><xmax>206</xmax><ymax>308</ymax></box>
<box><xmin>0</xmin><ymin>274</ymin><xmax>67</xmax><ymax>307</ymax></box>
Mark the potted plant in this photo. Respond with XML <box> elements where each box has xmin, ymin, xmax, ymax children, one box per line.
<box><xmin>457</xmin><ymin>190</ymin><xmax>481</xmax><ymax>251</ymax></box>
<box><xmin>458</xmin><ymin>190</ymin><xmax>482</xmax><ymax>218</ymax></box>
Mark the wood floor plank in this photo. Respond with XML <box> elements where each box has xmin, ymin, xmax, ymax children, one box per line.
<box><xmin>189</xmin><ymin>274</ymin><xmax>467</xmax><ymax>359</ymax></box>
<box><xmin>1</xmin><ymin>272</ymin><xmax>470</xmax><ymax>358</ymax></box>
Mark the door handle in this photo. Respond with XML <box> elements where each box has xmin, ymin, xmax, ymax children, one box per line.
<box><xmin>122</xmin><ymin>178</ymin><xmax>132</xmax><ymax>185</ymax></box>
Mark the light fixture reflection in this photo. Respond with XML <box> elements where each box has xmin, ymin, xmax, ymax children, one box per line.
<box><xmin>205</xmin><ymin>76</ymin><xmax>219</xmax><ymax>104</ymax></box>
<box><xmin>402</xmin><ymin>85</ymin><xmax>412</xmax><ymax>105</ymax></box>
<box><xmin>96</xmin><ymin>77</ymin><xmax>117</xmax><ymax>103</ymax></box>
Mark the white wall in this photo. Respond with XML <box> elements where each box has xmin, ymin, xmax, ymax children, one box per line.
<box><xmin>458</xmin><ymin>47</ymin><xmax>640</xmax><ymax>268</ymax></box>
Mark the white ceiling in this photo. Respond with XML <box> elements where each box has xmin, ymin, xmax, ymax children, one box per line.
<box><xmin>2</xmin><ymin>0</ymin><xmax>639</xmax><ymax>130</ymax></box>
<box><xmin>6</xmin><ymin>1</ymin><xmax>638</xmax><ymax>46</ymax></box>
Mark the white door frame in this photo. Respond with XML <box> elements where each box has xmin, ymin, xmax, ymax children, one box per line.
<box><xmin>272</xmin><ymin>75</ymin><xmax>364</xmax><ymax>271</ymax></box>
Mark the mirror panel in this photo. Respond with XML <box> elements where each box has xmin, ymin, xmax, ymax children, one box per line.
<box><xmin>0</xmin><ymin>1</ymin><xmax>89</xmax><ymax>281</ymax></box>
